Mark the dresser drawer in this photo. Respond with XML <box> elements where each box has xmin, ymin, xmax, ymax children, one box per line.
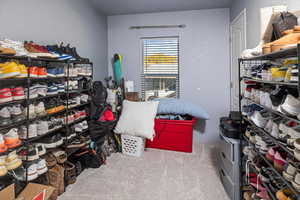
<box><xmin>219</xmin><ymin>168</ymin><xmax>240</xmax><ymax>200</ymax></box>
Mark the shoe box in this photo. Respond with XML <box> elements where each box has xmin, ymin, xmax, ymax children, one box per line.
<box><xmin>0</xmin><ymin>183</ymin><xmax>55</xmax><ymax>200</ymax></box>
<box><xmin>218</xmin><ymin>131</ymin><xmax>240</xmax><ymax>200</ymax></box>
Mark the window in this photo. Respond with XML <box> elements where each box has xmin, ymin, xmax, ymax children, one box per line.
<box><xmin>141</xmin><ymin>37</ymin><xmax>179</xmax><ymax>101</ymax></box>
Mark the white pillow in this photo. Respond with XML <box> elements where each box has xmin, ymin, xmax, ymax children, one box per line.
<box><xmin>114</xmin><ymin>100</ymin><xmax>159</xmax><ymax>140</ymax></box>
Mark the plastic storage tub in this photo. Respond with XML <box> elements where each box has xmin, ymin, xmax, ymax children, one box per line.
<box><xmin>146</xmin><ymin>118</ymin><xmax>197</xmax><ymax>153</ymax></box>
<box><xmin>121</xmin><ymin>135</ymin><xmax>145</xmax><ymax>157</ymax></box>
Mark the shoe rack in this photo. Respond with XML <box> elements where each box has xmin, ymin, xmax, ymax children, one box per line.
<box><xmin>0</xmin><ymin>55</ymin><xmax>93</xmax><ymax>184</ymax></box>
<box><xmin>239</xmin><ymin>44</ymin><xmax>300</xmax><ymax>199</ymax></box>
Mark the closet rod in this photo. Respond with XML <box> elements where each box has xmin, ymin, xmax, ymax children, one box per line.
<box><xmin>130</xmin><ymin>24</ymin><xmax>186</xmax><ymax>29</ymax></box>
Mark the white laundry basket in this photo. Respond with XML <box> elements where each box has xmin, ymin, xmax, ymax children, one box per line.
<box><xmin>121</xmin><ymin>135</ymin><xmax>145</xmax><ymax>157</ymax></box>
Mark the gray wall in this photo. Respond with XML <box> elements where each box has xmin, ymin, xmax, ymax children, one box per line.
<box><xmin>230</xmin><ymin>0</ymin><xmax>300</xmax><ymax>48</ymax></box>
<box><xmin>0</xmin><ymin>0</ymin><xmax>108</xmax><ymax>81</ymax></box>
<box><xmin>108</xmin><ymin>9</ymin><xmax>231</xmax><ymax>143</ymax></box>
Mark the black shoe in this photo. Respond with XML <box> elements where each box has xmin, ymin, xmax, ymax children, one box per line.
<box><xmin>18</xmin><ymin>146</ymin><xmax>39</xmax><ymax>161</ymax></box>
<box><xmin>38</xmin><ymin>133</ymin><xmax>63</xmax><ymax>149</ymax></box>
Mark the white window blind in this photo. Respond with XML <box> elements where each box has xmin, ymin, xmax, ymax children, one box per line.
<box><xmin>141</xmin><ymin>37</ymin><xmax>179</xmax><ymax>100</ymax></box>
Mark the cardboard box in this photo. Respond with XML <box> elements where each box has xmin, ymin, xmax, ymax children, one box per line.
<box><xmin>18</xmin><ymin>183</ymin><xmax>55</xmax><ymax>200</ymax></box>
<box><xmin>0</xmin><ymin>183</ymin><xmax>55</xmax><ymax>200</ymax></box>
<box><xmin>0</xmin><ymin>184</ymin><xmax>15</xmax><ymax>200</ymax></box>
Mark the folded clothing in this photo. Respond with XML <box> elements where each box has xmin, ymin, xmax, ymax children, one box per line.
<box><xmin>155</xmin><ymin>98</ymin><xmax>209</xmax><ymax>120</ymax></box>
<box><xmin>156</xmin><ymin>114</ymin><xmax>193</xmax><ymax>121</ymax></box>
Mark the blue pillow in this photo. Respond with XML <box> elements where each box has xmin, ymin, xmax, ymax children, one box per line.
<box><xmin>155</xmin><ymin>98</ymin><xmax>210</xmax><ymax>120</ymax></box>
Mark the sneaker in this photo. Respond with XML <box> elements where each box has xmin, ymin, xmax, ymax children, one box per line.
<box><xmin>37</xmin><ymin>121</ymin><xmax>48</xmax><ymax>136</ymax></box>
<box><xmin>280</xmin><ymin>95</ymin><xmax>300</xmax><ymax>116</ymax></box>
<box><xmin>23</xmin><ymin>162</ymin><xmax>38</xmax><ymax>181</ymax></box>
<box><xmin>80</xmin><ymin>94</ymin><xmax>89</xmax><ymax>103</ymax></box>
<box><xmin>25</xmin><ymin>86</ymin><xmax>38</xmax><ymax>99</ymax></box>
<box><xmin>37</xmin><ymin>67</ymin><xmax>47</xmax><ymax>78</ymax></box>
<box><xmin>45</xmin><ymin>99</ymin><xmax>57</xmax><ymax>114</ymax></box>
<box><xmin>35</xmin><ymin>143</ymin><xmax>46</xmax><ymax>156</ymax></box>
<box><xmin>0</xmin><ymin>156</ymin><xmax>7</xmax><ymax>177</ymax></box>
<box><xmin>56</xmin><ymin>83</ymin><xmax>65</xmax><ymax>93</ymax></box>
<box><xmin>56</xmin><ymin>67</ymin><xmax>65</xmax><ymax>77</ymax></box>
<box><xmin>39</xmin><ymin>133</ymin><xmax>63</xmax><ymax>149</ymax></box>
<box><xmin>23</xmin><ymin>104</ymin><xmax>36</xmax><ymax>119</ymax></box>
<box><xmin>17</xmin><ymin>64</ymin><xmax>28</xmax><ymax>78</ymax></box>
<box><xmin>0</xmin><ymin>135</ymin><xmax>7</xmax><ymax>153</ymax></box>
<box><xmin>35</xmin><ymin>102</ymin><xmax>46</xmax><ymax>116</ymax></box>
<box><xmin>0</xmin><ymin>62</ymin><xmax>21</xmax><ymax>79</ymax></box>
<box><xmin>28</xmin><ymin>66</ymin><xmax>39</xmax><ymax>78</ymax></box>
<box><xmin>251</xmin><ymin>111</ymin><xmax>269</xmax><ymax>128</ymax></box>
<box><xmin>35</xmin><ymin>84</ymin><xmax>47</xmax><ymax>97</ymax></box>
<box><xmin>36</xmin><ymin>159</ymin><xmax>48</xmax><ymax>175</ymax></box>
<box><xmin>11</xmin><ymin>87</ymin><xmax>25</xmax><ymax>100</ymax></box>
<box><xmin>271</xmin><ymin>67</ymin><xmax>287</xmax><ymax>82</ymax></box>
<box><xmin>18</xmin><ymin>146</ymin><xmax>39</xmax><ymax>161</ymax></box>
<box><xmin>0</xmin><ymin>107</ymin><xmax>11</xmax><ymax>126</ymax></box>
<box><xmin>74</xmin><ymin>123</ymin><xmax>83</xmax><ymax>133</ymax></box>
<box><xmin>5</xmin><ymin>150</ymin><xmax>22</xmax><ymax>170</ymax></box>
<box><xmin>3</xmin><ymin>128</ymin><xmax>21</xmax><ymax>149</ymax></box>
<box><xmin>47</xmin><ymin>68</ymin><xmax>57</xmax><ymax>77</ymax></box>
<box><xmin>0</xmin><ymin>88</ymin><xmax>12</xmax><ymax>103</ymax></box>
<box><xmin>47</xmin><ymin>84</ymin><xmax>58</xmax><ymax>95</ymax></box>
<box><xmin>270</xmin><ymin>88</ymin><xmax>289</xmax><ymax>108</ymax></box>
<box><xmin>29</xmin><ymin>123</ymin><xmax>38</xmax><ymax>138</ymax></box>
<box><xmin>81</xmin><ymin>120</ymin><xmax>88</xmax><ymax>130</ymax></box>
<box><xmin>9</xmin><ymin>104</ymin><xmax>25</xmax><ymax>122</ymax></box>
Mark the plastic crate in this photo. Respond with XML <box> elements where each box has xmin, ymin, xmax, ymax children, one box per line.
<box><xmin>121</xmin><ymin>135</ymin><xmax>145</xmax><ymax>157</ymax></box>
<box><xmin>146</xmin><ymin>118</ymin><xmax>197</xmax><ymax>153</ymax></box>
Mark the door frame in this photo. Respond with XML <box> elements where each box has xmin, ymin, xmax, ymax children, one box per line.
<box><xmin>230</xmin><ymin>9</ymin><xmax>247</xmax><ymax>111</ymax></box>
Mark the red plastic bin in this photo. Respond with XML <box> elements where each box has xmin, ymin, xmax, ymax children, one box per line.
<box><xmin>146</xmin><ymin>117</ymin><xmax>197</xmax><ymax>153</ymax></box>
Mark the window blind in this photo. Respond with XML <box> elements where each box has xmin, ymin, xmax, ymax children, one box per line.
<box><xmin>141</xmin><ymin>37</ymin><xmax>179</xmax><ymax>100</ymax></box>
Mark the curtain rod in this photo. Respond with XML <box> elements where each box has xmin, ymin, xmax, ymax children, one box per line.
<box><xmin>130</xmin><ymin>24</ymin><xmax>186</xmax><ymax>29</ymax></box>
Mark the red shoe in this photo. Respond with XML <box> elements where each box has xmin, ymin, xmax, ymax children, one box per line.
<box><xmin>0</xmin><ymin>88</ymin><xmax>12</xmax><ymax>103</ymax></box>
<box><xmin>28</xmin><ymin>66</ymin><xmax>39</xmax><ymax>78</ymax></box>
<box><xmin>11</xmin><ymin>87</ymin><xmax>25</xmax><ymax>100</ymax></box>
<box><xmin>37</xmin><ymin>67</ymin><xmax>47</xmax><ymax>78</ymax></box>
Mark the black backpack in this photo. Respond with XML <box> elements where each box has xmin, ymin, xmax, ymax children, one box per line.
<box><xmin>272</xmin><ymin>12</ymin><xmax>298</xmax><ymax>40</ymax></box>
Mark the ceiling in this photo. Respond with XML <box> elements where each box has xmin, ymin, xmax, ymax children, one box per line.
<box><xmin>91</xmin><ymin>0</ymin><xmax>232</xmax><ymax>16</ymax></box>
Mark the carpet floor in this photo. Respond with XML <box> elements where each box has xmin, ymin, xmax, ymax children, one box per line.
<box><xmin>59</xmin><ymin>143</ymin><xmax>229</xmax><ymax>200</ymax></box>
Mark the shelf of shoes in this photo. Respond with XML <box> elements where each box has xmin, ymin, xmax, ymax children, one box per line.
<box><xmin>240</xmin><ymin>46</ymin><xmax>298</xmax><ymax>61</ymax></box>
<box><xmin>243</xmin><ymin>77</ymin><xmax>298</xmax><ymax>87</ymax></box>
<box><xmin>0</xmin><ymin>42</ymin><xmax>93</xmax><ymax>183</ymax></box>
<box><xmin>243</xmin><ymin>117</ymin><xmax>294</xmax><ymax>157</ymax></box>
<box><xmin>245</xmin><ymin>161</ymin><xmax>278</xmax><ymax>200</ymax></box>
<box><xmin>243</xmin><ymin>134</ymin><xmax>299</xmax><ymax>196</ymax></box>
<box><xmin>243</xmin><ymin>97</ymin><xmax>300</xmax><ymax>125</ymax></box>
<box><xmin>239</xmin><ymin>44</ymin><xmax>300</xmax><ymax>199</ymax></box>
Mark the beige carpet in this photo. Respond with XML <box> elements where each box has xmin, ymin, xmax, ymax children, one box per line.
<box><xmin>59</xmin><ymin>143</ymin><xmax>229</xmax><ymax>200</ymax></box>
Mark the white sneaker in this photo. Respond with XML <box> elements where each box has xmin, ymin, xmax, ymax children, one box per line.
<box><xmin>35</xmin><ymin>84</ymin><xmax>47</xmax><ymax>97</ymax></box>
<box><xmin>35</xmin><ymin>102</ymin><xmax>46</xmax><ymax>116</ymax></box>
<box><xmin>28</xmin><ymin>123</ymin><xmax>38</xmax><ymax>138</ymax></box>
<box><xmin>264</xmin><ymin>119</ymin><xmax>273</xmax><ymax>133</ymax></box>
<box><xmin>19</xmin><ymin>125</ymin><xmax>38</xmax><ymax>139</ymax></box>
<box><xmin>251</xmin><ymin>111</ymin><xmax>268</xmax><ymax>128</ymax></box>
<box><xmin>23</xmin><ymin>104</ymin><xmax>36</xmax><ymax>119</ymax></box>
<box><xmin>9</xmin><ymin>104</ymin><xmax>25</xmax><ymax>122</ymax></box>
<box><xmin>81</xmin><ymin>120</ymin><xmax>88</xmax><ymax>130</ymax></box>
<box><xmin>0</xmin><ymin>107</ymin><xmax>11</xmax><ymax>126</ymax></box>
<box><xmin>37</xmin><ymin>121</ymin><xmax>48</xmax><ymax>136</ymax></box>
<box><xmin>280</xmin><ymin>95</ymin><xmax>300</xmax><ymax>116</ymax></box>
<box><xmin>74</xmin><ymin>123</ymin><xmax>83</xmax><ymax>133</ymax></box>
<box><xmin>25</xmin><ymin>86</ymin><xmax>38</xmax><ymax>99</ymax></box>
<box><xmin>80</xmin><ymin>94</ymin><xmax>89</xmax><ymax>103</ymax></box>
<box><xmin>26</xmin><ymin>163</ymin><xmax>38</xmax><ymax>181</ymax></box>
<box><xmin>36</xmin><ymin>159</ymin><xmax>48</xmax><ymax>175</ymax></box>
<box><xmin>264</xmin><ymin>93</ymin><xmax>273</xmax><ymax>108</ymax></box>
<box><xmin>271</xmin><ymin>122</ymin><xmax>280</xmax><ymax>138</ymax></box>
<box><xmin>35</xmin><ymin>143</ymin><xmax>46</xmax><ymax>156</ymax></box>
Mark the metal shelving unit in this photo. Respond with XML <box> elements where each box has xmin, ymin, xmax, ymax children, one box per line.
<box><xmin>239</xmin><ymin>44</ymin><xmax>300</xmax><ymax>199</ymax></box>
<box><xmin>0</xmin><ymin>55</ymin><xmax>93</xmax><ymax>184</ymax></box>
